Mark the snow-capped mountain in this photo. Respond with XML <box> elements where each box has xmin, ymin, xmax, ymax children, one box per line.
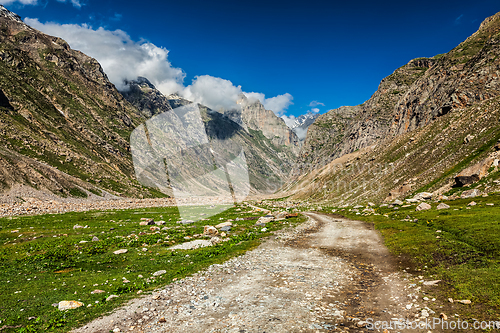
<box><xmin>281</xmin><ymin>112</ymin><xmax>320</xmax><ymax>141</ymax></box>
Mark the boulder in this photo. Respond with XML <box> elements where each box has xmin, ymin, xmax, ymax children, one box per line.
<box><xmin>91</xmin><ymin>289</ymin><xmax>105</xmax><ymax>294</ymax></box>
<box><xmin>286</xmin><ymin>213</ymin><xmax>298</xmax><ymax>218</ymax></box>
<box><xmin>58</xmin><ymin>301</ymin><xmax>83</xmax><ymax>311</ymax></box>
<box><xmin>467</xmin><ymin>201</ymin><xmax>477</xmax><ymax>206</ymax></box>
<box><xmin>273</xmin><ymin>211</ymin><xmax>288</xmax><ymax>219</ymax></box>
<box><xmin>416</xmin><ymin>202</ymin><xmax>432</xmax><ymax>211</ymax></box>
<box><xmin>255</xmin><ymin>216</ymin><xmax>274</xmax><ymax>225</ymax></box>
<box><xmin>413</xmin><ymin>192</ymin><xmax>433</xmax><ymax>200</ymax></box>
<box><xmin>203</xmin><ymin>226</ymin><xmax>218</xmax><ymax>236</ymax></box>
<box><xmin>406</xmin><ymin>198</ymin><xmax>419</xmax><ymax>203</ymax></box>
<box><xmin>461</xmin><ymin>189</ymin><xmax>481</xmax><ymax>199</ymax></box>
<box><xmin>215</xmin><ymin>222</ymin><xmax>233</xmax><ymax>229</ymax></box>
<box><xmin>386</xmin><ymin>184</ymin><xmax>412</xmax><ymax>201</ymax></box>
<box><xmin>436</xmin><ymin>203</ymin><xmax>450</xmax><ymax>210</ymax></box>
<box><xmin>113</xmin><ymin>249</ymin><xmax>128</xmax><ymax>255</ymax></box>
<box><xmin>106</xmin><ymin>295</ymin><xmax>119</xmax><ymax>302</ymax></box>
<box><xmin>455</xmin><ymin>157</ymin><xmax>494</xmax><ymax>187</ymax></box>
<box><xmin>463</xmin><ymin>134</ymin><xmax>474</xmax><ymax>144</ymax></box>
<box><xmin>393</xmin><ymin>199</ymin><xmax>404</xmax><ymax>206</ymax></box>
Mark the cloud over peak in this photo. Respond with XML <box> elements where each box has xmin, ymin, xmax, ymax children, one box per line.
<box><xmin>26</xmin><ymin>18</ymin><xmax>294</xmax><ymax>115</ymax></box>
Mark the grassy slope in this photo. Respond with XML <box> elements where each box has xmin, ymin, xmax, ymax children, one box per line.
<box><xmin>0</xmin><ymin>205</ymin><xmax>305</xmax><ymax>332</ymax></box>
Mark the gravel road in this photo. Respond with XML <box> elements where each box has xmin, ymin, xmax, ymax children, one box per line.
<box><xmin>73</xmin><ymin>213</ymin><xmax>435</xmax><ymax>333</ymax></box>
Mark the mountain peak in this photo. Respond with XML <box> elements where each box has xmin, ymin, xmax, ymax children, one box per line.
<box><xmin>0</xmin><ymin>5</ymin><xmax>23</xmax><ymax>23</ymax></box>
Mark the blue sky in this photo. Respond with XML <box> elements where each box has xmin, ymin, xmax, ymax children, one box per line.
<box><xmin>2</xmin><ymin>0</ymin><xmax>500</xmax><ymax>117</ymax></box>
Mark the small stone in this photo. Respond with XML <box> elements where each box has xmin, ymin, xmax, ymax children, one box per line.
<box><xmin>159</xmin><ymin>317</ymin><xmax>166</xmax><ymax>323</ymax></box>
<box><xmin>457</xmin><ymin>299</ymin><xmax>471</xmax><ymax>304</ymax></box>
<box><xmin>468</xmin><ymin>201</ymin><xmax>477</xmax><ymax>206</ymax></box>
<box><xmin>106</xmin><ymin>295</ymin><xmax>119</xmax><ymax>302</ymax></box>
<box><xmin>91</xmin><ymin>289</ymin><xmax>105</xmax><ymax>294</ymax></box>
<box><xmin>423</xmin><ymin>280</ymin><xmax>441</xmax><ymax>286</ymax></box>
<box><xmin>448</xmin><ymin>298</ymin><xmax>454</xmax><ymax>303</ymax></box>
<box><xmin>113</xmin><ymin>328</ymin><xmax>121</xmax><ymax>333</ymax></box>
<box><xmin>92</xmin><ymin>236</ymin><xmax>99</xmax><ymax>242</ymax></box>
<box><xmin>440</xmin><ymin>313</ymin><xmax>448</xmax><ymax>320</ymax></box>
<box><xmin>220</xmin><ymin>225</ymin><xmax>232</xmax><ymax>232</ymax></box>
<box><xmin>152</xmin><ymin>270</ymin><xmax>166</xmax><ymax>276</ymax></box>
<box><xmin>58</xmin><ymin>300</ymin><xmax>84</xmax><ymax>311</ymax></box>
<box><xmin>113</xmin><ymin>249</ymin><xmax>128</xmax><ymax>255</ymax></box>
<box><xmin>357</xmin><ymin>321</ymin><xmax>367</xmax><ymax>328</ymax></box>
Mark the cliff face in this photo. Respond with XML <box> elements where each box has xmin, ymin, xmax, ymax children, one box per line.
<box><xmin>235</xmin><ymin>95</ymin><xmax>300</xmax><ymax>156</ymax></box>
<box><xmin>284</xmin><ymin>12</ymin><xmax>500</xmax><ymax>204</ymax></box>
<box><xmin>0</xmin><ymin>6</ymin><xmax>157</xmax><ymax>198</ymax></box>
<box><xmin>391</xmin><ymin>12</ymin><xmax>500</xmax><ymax>134</ymax></box>
<box><xmin>294</xmin><ymin>57</ymin><xmax>433</xmax><ymax>175</ymax></box>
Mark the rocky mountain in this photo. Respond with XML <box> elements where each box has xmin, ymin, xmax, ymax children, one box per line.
<box><xmin>121</xmin><ymin>77</ymin><xmax>173</xmax><ymax>119</ymax></box>
<box><xmin>286</xmin><ymin>112</ymin><xmax>320</xmax><ymax>130</ymax></box>
<box><xmin>0</xmin><ymin>5</ymin><xmax>161</xmax><ymax>199</ymax></box>
<box><xmin>284</xmin><ymin>11</ymin><xmax>500</xmax><ymax>204</ymax></box>
<box><xmin>281</xmin><ymin>112</ymin><xmax>320</xmax><ymax>141</ymax></box>
<box><xmin>0</xmin><ymin>5</ymin><xmax>297</xmax><ymax>200</ymax></box>
<box><xmin>233</xmin><ymin>95</ymin><xmax>300</xmax><ymax>155</ymax></box>
<box><xmin>122</xmin><ymin>79</ymin><xmax>299</xmax><ymax>195</ymax></box>
<box><xmin>293</xmin><ymin>57</ymin><xmax>434</xmax><ymax>176</ymax></box>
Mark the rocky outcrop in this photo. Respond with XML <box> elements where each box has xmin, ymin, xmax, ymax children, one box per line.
<box><xmin>235</xmin><ymin>95</ymin><xmax>300</xmax><ymax>155</ymax></box>
<box><xmin>294</xmin><ymin>57</ymin><xmax>433</xmax><ymax>175</ymax></box>
<box><xmin>122</xmin><ymin>77</ymin><xmax>172</xmax><ymax>118</ymax></box>
<box><xmin>391</xmin><ymin>13</ymin><xmax>500</xmax><ymax>134</ymax></box>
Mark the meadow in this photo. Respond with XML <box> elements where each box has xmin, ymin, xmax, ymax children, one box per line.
<box><xmin>0</xmin><ymin>203</ymin><xmax>305</xmax><ymax>332</ymax></box>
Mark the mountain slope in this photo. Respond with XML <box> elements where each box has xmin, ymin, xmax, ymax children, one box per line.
<box><xmin>294</xmin><ymin>57</ymin><xmax>433</xmax><ymax>176</ymax></box>
<box><xmin>123</xmin><ymin>79</ymin><xmax>299</xmax><ymax>194</ymax></box>
<box><xmin>284</xmin><ymin>12</ymin><xmax>500</xmax><ymax>204</ymax></box>
<box><xmin>0</xmin><ymin>6</ymin><xmax>165</xmax><ymax>199</ymax></box>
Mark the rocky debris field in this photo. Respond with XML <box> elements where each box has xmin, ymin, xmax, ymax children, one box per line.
<box><xmin>0</xmin><ymin>196</ymin><xmax>236</xmax><ymax>218</ymax></box>
<box><xmin>74</xmin><ymin>213</ymin><xmax>447</xmax><ymax>333</ymax></box>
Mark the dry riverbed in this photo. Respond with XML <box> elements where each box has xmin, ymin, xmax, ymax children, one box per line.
<box><xmin>73</xmin><ymin>213</ymin><xmax>444</xmax><ymax>333</ymax></box>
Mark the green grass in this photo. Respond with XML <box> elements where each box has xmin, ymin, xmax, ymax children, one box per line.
<box><xmin>0</xmin><ymin>204</ymin><xmax>305</xmax><ymax>332</ymax></box>
<box><xmin>327</xmin><ymin>194</ymin><xmax>500</xmax><ymax>321</ymax></box>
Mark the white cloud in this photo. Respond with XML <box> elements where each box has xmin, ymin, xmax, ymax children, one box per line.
<box><xmin>56</xmin><ymin>0</ymin><xmax>83</xmax><ymax>8</ymax></box>
<box><xmin>26</xmin><ymin>18</ymin><xmax>294</xmax><ymax>115</ymax></box>
<box><xmin>263</xmin><ymin>93</ymin><xmax>293</xmax><ymax>116</ymax></box>
<box><xmin>0</xmin><ymin>0</ymin><xmax>37</xmax><ymax>5</ymax></box>
<box><xmin>293</xmin><ymin>127</ymin><xmax>308</xmax><ymax>141</ymax></box>
<box><xmin>309</xmin><ymin>100</ymin><xmax>325</xmax><ymax>107</ymax></box>
<box><xmin>25</xmin><ymin>18</ymin><xmax>185</xmax><ymax>94</ymax></box>
<box><xmin>281</xmin><ymin>115</ymin><xmax>296</xmax><ymax>128</ymax></box>
<box><xmin>182</xmin><ymin>75</ymin><xmax>243</xmax><ymax>111</ymax></box>
<box><xmin>311</xmin><ymin>108</ymin><xmax>320</xmax><ymax>113</ymax></box>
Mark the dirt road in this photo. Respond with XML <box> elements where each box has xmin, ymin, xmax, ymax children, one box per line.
<box><xmin>74</xmin><ymin>213</ymin><xmax>432</xmax><ymax>332</ymax></box>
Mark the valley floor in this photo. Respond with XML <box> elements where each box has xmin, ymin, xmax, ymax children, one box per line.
<box><xmin>73</xmin><ymin>213</ymin><xmax>437</xmax><ymax>333</ymax></box>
